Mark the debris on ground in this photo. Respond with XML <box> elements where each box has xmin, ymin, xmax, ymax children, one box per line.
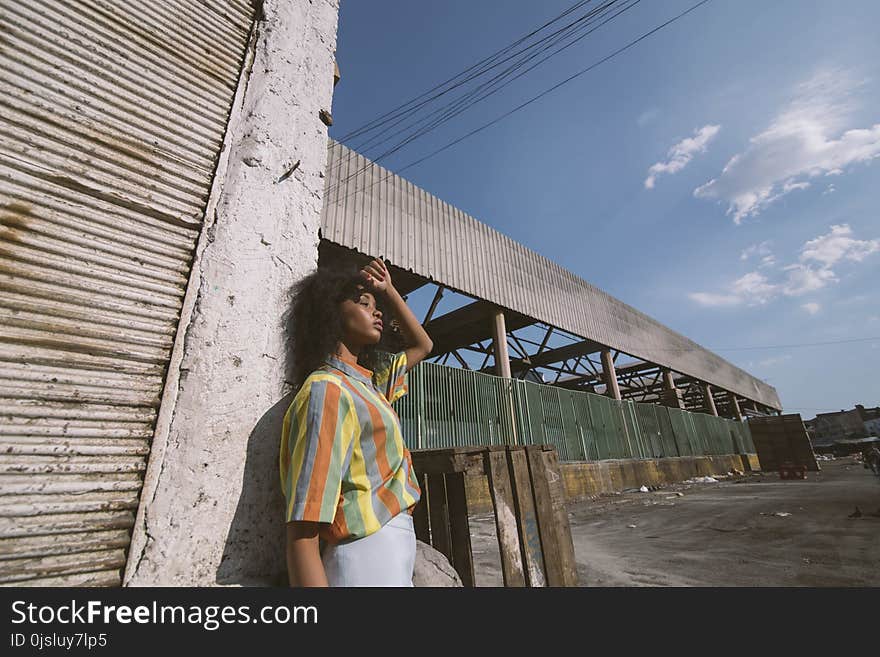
<box><xmin>685</xmin><ymin>476</ymin><xmax>718</xmax><ymax>484</ymax></box>
<box><xmin>470</xmin><ymin>460</ymin><xmax>879</xmax><ymax>587</ymax></box>
<box><xmin>848</xmin><ymin>506</ymin><xmax>862</xmax><ymax>518</ymax></box>
<box><xmin>639</xmin><ymin>485</ymin><xmax>649</xmax><ymax>492</ymax></box>
<box><xmin>627</xmin><ymin>524</ymin><xmax>638</xmax><ymax>529</ymax></box>
<box><xmin>760</xmin><ymin>511</ymin><xmax>791</xmax><ymax>517</ymax></box>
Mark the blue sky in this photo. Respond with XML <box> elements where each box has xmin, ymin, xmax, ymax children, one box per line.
<box><xmin>329</xmin><ymin>0</ymin><xmax>880</xmax><ymax>418</ymax></box>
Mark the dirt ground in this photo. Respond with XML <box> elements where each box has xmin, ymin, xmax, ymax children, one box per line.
<box><xmin>468</xmin><ymin>458</ymin><xmax>880</xmax><ymax>586</ymax></box>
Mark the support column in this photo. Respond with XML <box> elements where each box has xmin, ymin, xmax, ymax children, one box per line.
<box><xmin>659</xmin><ymin>368</ymin><xmax>683</xmax><ymax>409</ymax></box>
<box><xmin>492</xmin><ymin>309</ymin><xmax>511</xmax><ymax>378</ymax></box>
<box><xmin>600</xmin><ymin>349</ymin><xmax>621</xmax><ymax>401</ymax></box>
<box><xmin>727</xmin><ymin>392</ymin><xmax>743</xmax><ymax>421</ymax></box>
<box><xmin>491</xmin><ymin>309</ymin><xmax>518</xmax><ymax>445</ymax></box>
<box><xmin>125</xmin><ymin>0</ymin><xmax>341</xmax><ymax>586</ymax></box>
<box><xmin>701</xmin><ymin>382</ymin><xmax>719</xmax><ymax>416</ymax></box>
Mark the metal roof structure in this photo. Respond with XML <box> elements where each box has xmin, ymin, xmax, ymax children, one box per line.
<box><xmin>321</xmin><ymin>141</ymin><xmax>782</xmax><ymax>410</ymax></box>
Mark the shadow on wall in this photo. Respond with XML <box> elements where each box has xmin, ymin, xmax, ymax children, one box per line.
<box><xmin>216</xmin><ymin>393</ymin><xmax>294</xmax><ymax>586</ymax></box>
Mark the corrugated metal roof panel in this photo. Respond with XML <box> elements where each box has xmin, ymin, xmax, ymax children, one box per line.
<box><xmin>322</xmin><ymin>141</ymin><xmax>781</xmax><ymax>409</ymax></box>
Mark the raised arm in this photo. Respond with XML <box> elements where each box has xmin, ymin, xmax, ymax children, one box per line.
<box><xmin>360</xmin><ymin>258</ymin><xmax>433</xmax><ymax>371</ymax></box>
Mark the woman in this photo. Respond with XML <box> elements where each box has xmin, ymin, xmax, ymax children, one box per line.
<box><xmin>280</xmin><ymin>257</ymin><xmax>433</xmax><ymax>586</ymax></box>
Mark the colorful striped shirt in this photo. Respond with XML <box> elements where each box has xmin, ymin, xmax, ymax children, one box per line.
<box><xmin>280</xmin><ymin>350</ymin><xmax>421</xmax><ymax>544</ymax></box>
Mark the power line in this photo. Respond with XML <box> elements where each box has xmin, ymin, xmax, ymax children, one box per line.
<box><xmin>326</xmin><ymin>0</ymin><xmax>713</xmax><ymax>206</ymax></box>
<box><xmin>711</xmin><ymin>337</ymin><xmax>880</xmax><ymax>351</ymax></box>
<box><xmin>330</xmin><ymin>0</ymin><xmax>639</xmax><ymax>196</ymax></box>
<box><xmin>337</xmin><ymin>0</ymin><xmax>598</xmax><ymax>143</ymax></box>
<box><xmin>349</xmin><ymin>0</ymin><xmax>633</xmax><ymax>154</ymax></box>
<box><xmin>394</xmin><ymin>0</ymin><xmax>712</xmax><ymax>174</ymax></box>
<box><xmin>352</xmin><ymin>0</ymin><xmax>642</xmax><ymax>165</ymax></box>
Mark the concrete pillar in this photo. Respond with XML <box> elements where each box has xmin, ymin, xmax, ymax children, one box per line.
<box><xmin>125</xmin><ymin>0</ymin><xmax>341</xmax><ymax>586</ymax></box>
<box><xmin>491</xmin><ymin>309</ymin><xmax>519</xmax><ymax>444</ymax></box>
<box><xmin>659</xmin><ymin>368</ymin><xmax>683</xmax><ymax>409</ymax></box>
<box><xmin>701</xmin><ymin>382</ymin><xmax>718</xmax><ymax>416</ymax></box>
<box><xmin>728</xmin><ymin>392</ymin><xmax>744</xmax><ymax>421</ymax></box>
<box><xmin>601</xmin><ymin>349</ymin><xmax>621</xmax><ymax>401</ymax></box>
<box><xmin>492</xmin><ymin>309</ymin><xmax>511</xmax><ymax>378</ymax></box>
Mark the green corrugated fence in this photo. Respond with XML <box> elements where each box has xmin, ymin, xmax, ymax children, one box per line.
<box><xmin>393</xmin><ymin>361</ymin><xmax>755</xmax><ymax>461</ymax></box>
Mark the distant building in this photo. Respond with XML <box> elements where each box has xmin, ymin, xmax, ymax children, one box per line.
<box><xmin>809</xmin><ymin>404</ymin><xmax>880</xmax><ymax>444</ymax></box>
<box><xmin>864</xmin><ymin>416</ymin><xmax>880</xmax><ymax>437</ymax></box>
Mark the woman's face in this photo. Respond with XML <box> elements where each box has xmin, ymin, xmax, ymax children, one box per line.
<box><xmin>340</xmin><ymin>288</ymin><xmax>383</xmax><ymax>347</ymax></box>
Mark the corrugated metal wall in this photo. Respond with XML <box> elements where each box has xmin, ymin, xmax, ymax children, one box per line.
<box><xmin>0</xmin><ymin>0</ymin><xmax>255</xmax><ymax>586</ymax></box>
<box><xmin>395</xmin><ymin>361</ymin><xmax>755</xmax><ymax>462</ymax></box>
<box><xmin>322</xmin><ymin>141</ymin><xmax>781</xmax><ymax>410</ymax></box>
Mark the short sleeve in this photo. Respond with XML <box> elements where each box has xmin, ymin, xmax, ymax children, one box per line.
<box><xmin>281</xmin><ymin>378</ymin><xmax>356</xmax><ymax>524</ymax></box>
<box><xmin>373</xmin><ymin>351</ymin><xmax>408</xmax><ymax>404</ymax></box>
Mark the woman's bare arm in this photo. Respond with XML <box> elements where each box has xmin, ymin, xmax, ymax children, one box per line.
<box><xmin>286</xmin><ymin>522</ymin><xmax>329</xmax><ymax>587</ymax></box>
<box><xmin>361</xmin><ymin>259</ymin><xmax>433</xmax><ymax>371</ymax></box>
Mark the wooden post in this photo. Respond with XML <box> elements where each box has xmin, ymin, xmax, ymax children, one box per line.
<box><xmin>427</xmin><ymin>474</ymin><xmax>451</xmax><ymax>561</ymax></box>
<box><xmin>506</xmin><ymin>448</ymin><xmax>546</xmax><ymax>586</ymax></box>
<box><xmin>525</xmin><ymin>446</ymin><xmax>579</xmax><ymax>586</ymax></box>
<box><xmin>485</xmin><ymin>449</ymin><xmax>526</xmax><ymax>587</ymax></box>
<box><xmin>445</xmin><ymin>473</ymin><xmax>475</xmax><ymax>587</ymax></box>
<box><xmin>413</xmin><ymin>471</ymin><xmax>430</xmax><ymax>544</ymax></box>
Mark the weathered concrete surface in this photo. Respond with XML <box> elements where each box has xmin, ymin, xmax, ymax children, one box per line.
<box><xmin>413</xmin><ymin>541</ymin><xmax>463</xmax><ymax>587</ymax></box>
<box><xmin>125</xmin><ymin>0</ymin><xmax>340</xmax><ymax>586</ymax></box>
<box><xmin>464</xmin><ymin>454</ymin><xmax>752</xmax><ymax>513</ymax></box>
<box><xmin>470</xmin><ymin>459</ymin><xmax>880</xmax><ymax>586</ymax></box>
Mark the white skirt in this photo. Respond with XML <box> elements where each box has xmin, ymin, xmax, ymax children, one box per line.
<box><xmin>322</xmin><ymin>512</ymin><xmax>416</xmax><ymax>587</ymax></box>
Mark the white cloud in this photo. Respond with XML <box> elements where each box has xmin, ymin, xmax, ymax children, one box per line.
<box><xmin>823</xmin><ymin>184</ymin><xmax>836</xmax><ymax>195</ymax></box>
<box><xmin>801</xmin><ymin>302</ymin><xmax>821</xmax><ymax>315</ymax></box>
<box><xmin>645</xmin><ymin>124</ymin><xmax>720</xmax><ymax>189</ymax></box>
<box><xmin>689</xmin><ymin>223</ymin><xmax>880</xmax><ymax>307</ymax></box>
<box><xmin>758</xmin><ymin>354</ymin><xmax>792</xmax><ymax>367</ymax></box>
<box><xmin>799</xmin><ymin>223</ymin><xmax>880</xmax><ymax>266</ymax></box>
<box><xmin>740</xmin><ymin>241</ymin><xmax>777</xmax><ymax>268</ymax></box>
<box><xmin>780</xmin><ymin>263</ymin><xmax>838</xmax><ymax>296</ymax></box>
<box><xmin>740</xmin><ymin>240</ymin><xmax>773</xmax><ymax>260</ymax></box>
<box><xmin>693</xmin><ymin>69</ymin><xmax>880</xmax><ymax>222</ymax></box>
<box><xmin>687</xmin><ymin>292</ymin><xmax>740</xmax><ymax>307</ymax></box>
<box><xmin>731</xmin><ymin>271</ymin><xmax>777</xmax><ymax>304</ymax></box>
<box><xmin>637</xmin><ymin>108</ymin><xmax>659</xmax><ymax>127</ymax></box>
